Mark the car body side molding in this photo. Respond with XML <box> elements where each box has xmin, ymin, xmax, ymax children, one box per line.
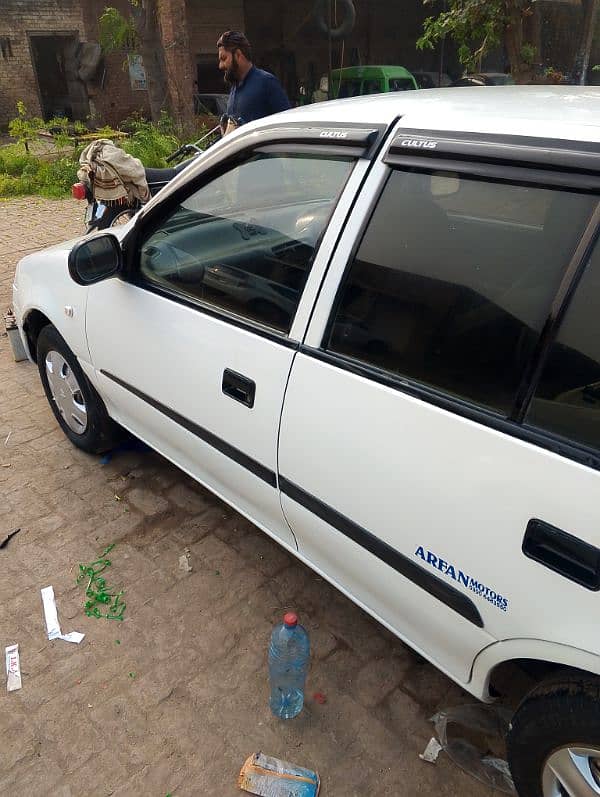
<box><xmin>100</xmin><ymin>370</ymin><xmax>277</xmax><ymax>487</ymax></box>
<box><xmin>279</xmin><ymin>476</ymin><xmax>484</xmax><ymax>628</ymax></box>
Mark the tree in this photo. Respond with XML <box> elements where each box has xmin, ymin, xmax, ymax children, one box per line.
<box><xmin>417</xmin><ymin>0</ymin><xmax>537</xmax><ymax>83</ymax></box>
<box><xmin>99</xmin><ymin>1</ymin><xmax>169</xmax><ymax>122</ymax></box>
<box><xmin>573</xmin><ymin>0</ymin><xmax>600</xmax><ymax>84</ymax></box>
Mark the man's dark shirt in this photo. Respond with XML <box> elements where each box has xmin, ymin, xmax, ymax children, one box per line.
<box><xmin>226</xmin><ymin>65</ymin><xmax>291</xmax><ymax>124</ymax></box>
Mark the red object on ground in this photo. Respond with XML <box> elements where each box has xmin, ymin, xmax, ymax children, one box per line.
<box><xmin>71</xmin><ymin>182</ymin><xmax>87</xmax><ymax>200</ymax></box>
<box><xmin>313</xmin><ymin>692</ymin><xmax>327</xmax><ymax>704</ymax></box>
<box><xmin>283</xmin><ymin>612</ymin><xmax>298</xmax><ymax>627</ymax></box>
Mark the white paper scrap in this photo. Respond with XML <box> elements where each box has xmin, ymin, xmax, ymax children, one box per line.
<box><xmin>60</xmin><ymin>631</ymin><xmax>85</xmax><ymax>644</ymax></box>
<box><xmin>41</xmin><ymin>586</ymin><xmax>85</xmax><ymax>644</ymax></box>
<box><xmin>5</xmin><ymin>644</ymin><xmax>22</xmax><ymax>692</ymax></box>
<box><xmin>419</xmin><ymin>737</ymin><xmax>443</xmax><ymax>764</ymax></box>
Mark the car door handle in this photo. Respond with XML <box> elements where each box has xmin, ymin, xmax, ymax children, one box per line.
<box><xmin>222</xmin><ymin>369</ymin><xmax>256</xmax><ymax>408</ymax></box>
<box><xmin>522</xmin><ymin>519</ymin><xmax>600</xmax><ymax>590</ymax></box>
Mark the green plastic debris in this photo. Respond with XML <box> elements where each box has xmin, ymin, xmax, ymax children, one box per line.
<box><xmin>76</xmin><ymin>544</ymin><xmax>126</xmax><ymax>621</ymax></box>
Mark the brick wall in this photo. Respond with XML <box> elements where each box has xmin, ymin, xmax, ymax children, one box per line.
<box><xmin>0</xmin><ymin>0</ymin><xmax>85</xmax><ymax>128</ymax></box>
<box><xmin>0</xmin><ymin>0</ymin><xmax>151</xmax><ymax>131</ymax></box>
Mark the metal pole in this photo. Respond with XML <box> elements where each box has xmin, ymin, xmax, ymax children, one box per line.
<box><xmin>328</xmin><ymin>0</ymin><xmax>333</xmax><ymax>98</ymax></box>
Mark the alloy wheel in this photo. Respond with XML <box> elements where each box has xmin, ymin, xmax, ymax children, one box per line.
<box><xmin>543</xmin><ymin>747</ymin><xmax>600</xmax><ymax>796</ymax></box>
<box><xmin>45</xmin><ymin>350</ymin><xmax>88</xmax><ymax>434</ymax></box>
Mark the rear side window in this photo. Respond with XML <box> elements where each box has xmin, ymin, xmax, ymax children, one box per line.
<box><xmin>389</xmin><ymin>78</ymin><xmax>415</xmax><ymax>91</ymax></box>
<box><xmin>327</xmin><ymin>169</ymin><xmax>596</xmax><ymax>415</ymax></box>
<box><xmin>526</xmin><ymin>240</ymin><xmax>600</xmax><ymax>451</ymax></box>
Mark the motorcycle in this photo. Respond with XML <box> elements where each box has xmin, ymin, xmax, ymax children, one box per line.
<box><xmin>72</xmin><ymin>124</ymin><xmax>221</xmax><ymax>233</ymax></box>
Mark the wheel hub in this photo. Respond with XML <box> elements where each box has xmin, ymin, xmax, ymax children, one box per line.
<box><xmin>543</xmin><ymin>747</ymin><xmax>600</xmax><ymax>796</ymax></box>
<box><xmin>45</xmin><ymin>350</ymin><xmax>88</xmax><ymax>435</ymax></box>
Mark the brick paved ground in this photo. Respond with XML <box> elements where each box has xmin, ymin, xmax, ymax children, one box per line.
<box><xmin>0</xmin><ymin>197</ymin><xmax>509</xmax><ymax>796</ymax></box>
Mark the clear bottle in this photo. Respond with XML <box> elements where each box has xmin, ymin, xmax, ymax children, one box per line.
<box><xmin>268</xmin><ymin>612</ymin><xmax>310</xmax><ymax>719</ymax></box>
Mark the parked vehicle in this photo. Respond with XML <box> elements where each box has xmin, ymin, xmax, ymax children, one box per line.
<box><xmin>451</xmin><ymin>72</ymin><xmax>515</xmax><ymax>87</ymax></box>
<box><xmin>72</xmin><ymin>127</ymin><xmax>220</xmax><ymax>233</ymax></box>
<box><xmin>331</xmin><ymin>65</ymin><xmax>418</xmax><ymax>97</ymax></box>
<box><xmin>409</xmin><ymin>70</ymin><xmax>452</xmax><ymax>89</ymax></box>
<box><xmin>14</xmin><ymin>86</ymin><xmax>600</xmax><ymax>797</ymax></box>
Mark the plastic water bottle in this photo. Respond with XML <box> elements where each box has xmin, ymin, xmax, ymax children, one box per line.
<box><xmin>269</xmin><ymin>612</ymin><xmax>310</xmax><ymax>719</ymax></box>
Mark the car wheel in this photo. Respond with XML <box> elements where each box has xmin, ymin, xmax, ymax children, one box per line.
<box><xmin>507</xmin><ymin>672</ymin><xmax>600</xmax><ymax>797</ymax></box>
<box><xmin>110</xmin><ymin>208</ymin><xmax>136</xmax><ymax>227</ymax></box>
<box><xmin>37</xmin><ymin>324</ymin><xmax>121</xmax><ymax>454</ymax></box>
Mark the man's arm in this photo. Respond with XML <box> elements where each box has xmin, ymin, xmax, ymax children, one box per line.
<box><xmin>266</xmin><ymin>75</ymin><xmax>291</xmax><ymax>113</ymax></box>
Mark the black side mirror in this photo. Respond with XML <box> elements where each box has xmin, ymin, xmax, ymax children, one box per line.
<box><xmin>68</xmin><ymin>234</ymin><xmax>122</xmax><ymax>286</ymax></box>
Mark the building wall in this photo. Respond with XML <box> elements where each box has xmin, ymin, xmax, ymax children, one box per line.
<box><xmin>0</xmin><ymin>0</ymin><xmax>151</xmax><ymax>131</ymax></box>
<box><xmin>0</xmin><ymin>0</ymin><xmax>84</xmax><ymax>127</ymax></box>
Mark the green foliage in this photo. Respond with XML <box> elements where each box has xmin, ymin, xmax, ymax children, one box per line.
<box><xmin>99</xmin><ymin>6</ymin><xmax>138</xmax><ymax>53</ymax></box>
<box><xmin>119</xmin><ymin>113</ymin><xmax>181</xmax><ymax>167</ymax></box>
<box><xmin>520</xmin><ymin>42</ymin><xmax>536</xmax><ymax>66</ymax></box>
<box><xmin>8</xmin><ymin>101</ymin><xmax>44</xmax><ymax>151</ymax></box>
<box><xmin>417</xmin><ymin>0</ymin><xmax>534</xmax><ymax>72</ymax></box>
<box><xmin>0</xmin><ymin>146</ymin><xmax>79</xmax><ymax>198</ymax></box>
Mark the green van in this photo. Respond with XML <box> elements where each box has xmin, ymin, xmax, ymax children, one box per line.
<box><xmin>331</xmin><ymin>65</ymin><xmax>418</xmax><ymax>98</ymax></box>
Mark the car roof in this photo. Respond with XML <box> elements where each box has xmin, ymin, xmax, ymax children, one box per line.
<box><xmin>275</xmin><ymin>86</ymin><xmax>600</xmax><ymax>143</ymax></box>
<box><xmin>331</xmin><ymin>65</ymin><xmax>414</xmax><ymax>79</ymax></box>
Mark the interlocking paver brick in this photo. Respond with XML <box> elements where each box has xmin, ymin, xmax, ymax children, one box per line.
<box><xmin>0</xmin><ymin>196</ymin><xmax>505</xmax><ymax>796</ymax></box>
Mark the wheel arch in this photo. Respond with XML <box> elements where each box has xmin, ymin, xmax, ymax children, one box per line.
<box><xmin>471</xmin><ymin>638</ymin><xmax>600</xmax><ymax>701</ymax></box>
<box><xmin>22</xmin><ymin>308</ymin><xmax>53</xmax><ymax>363</ymax></box>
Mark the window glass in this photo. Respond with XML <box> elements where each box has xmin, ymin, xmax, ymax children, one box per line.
<box><xmin>140</xmin><ymin>152</ymin><xmax>354</xmax><ymax>331</ymax></box>
<box><xmin>327</xmin><ymin>169</ymin><xmax>596</xmax><ymax>414</ymax></box>
<box><xmin>389</xmin><ymin>78</ymin><xmax>415</xmax><ymax>91</ymax></box>
<box><xmin>527</xmin><ymin>236</ymin><xmax>600</xmax><ymax>451</ymax></box>
<box><xmin>363</xmin><ymin>79</ymin><xmax>382</xmax><ymax>95</ymax></box>
<box><xmin>337</xmin><ymin>79</ymin><xmax>362</xmax><ymax>98</ymax></box>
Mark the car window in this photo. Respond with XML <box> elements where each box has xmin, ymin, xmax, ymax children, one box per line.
<box><xmin>326</xmin><ymin>169</ymin><xmax>596</xmax><ymax>415</ymax></box>
<box><xmin>389</xmin><ymin>78</ymin><xmax>415</xmax><ymax>91</ymax></box>
<box><xmin>139</xmin><ymin>152</ymin><xmax>354</xmax><ymax>332</ymax></box>
<box><xmin>337</xmin><ymin>79</ymin><xmax>362</xmax><ymax>98</ymax></box>
<box><xmin>526</xmin><ymin>237</ymin><xmax>600</xmax><ymax>451</ymax></box>
<box><xmin>363</xmin><ymin>79</ymin><xmax>381</xmax><ymax>95</ymax></box>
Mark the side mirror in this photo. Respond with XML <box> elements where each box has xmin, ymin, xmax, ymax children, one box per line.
<box><xmin>68</xmin><ymin>234</ymin><xmax>122</xmax><ymax>286</ymax></box>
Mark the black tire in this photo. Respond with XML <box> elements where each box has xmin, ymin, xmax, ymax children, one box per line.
<box><xmin>37</xmin><ymin>324</ymin><xmax>122</xmax><ymax>454</ymax></box>
<box><xmin>507</xmin><ymin>672</ymin><xmax>600</xmax><ymax>797</ymax></box>
<box><xmin>110</xmin><ymin>208</ymin><xmax>137</xmax><ymax>227</ymax></box>
<box><xmin>314</xmin><ymin>0</ymin><xmax>356</xmax><ymax>40</ymax></box>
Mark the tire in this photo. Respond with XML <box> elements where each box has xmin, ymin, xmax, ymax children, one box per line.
<box><xmin>314</xmin><ymin>0</ymin><xmax>356</xmax><ymax>40</ymax></box>
<box><xmin>37</xmin><ymin>324</ymin><xmax>122</xmax><ymax>454</ymax></box>
<box><xmin>507</xmin><ymin>672</ymin><xmax>600</xmax><ymax>797</ymax></box>
<box><xmin>110</xmin><ymin>208</ymin><xmax>137</xmax><ymax>227</ymax></box>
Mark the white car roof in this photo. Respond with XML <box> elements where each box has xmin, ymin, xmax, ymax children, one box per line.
<box><xmin>275</xmin><ymin>86</ymin><xmax>600</xmax><ymax>144</ymax></box>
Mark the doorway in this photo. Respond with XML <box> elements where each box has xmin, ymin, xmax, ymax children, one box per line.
<box><xmin>29</xmin><ymin>34</ymin><xmax>89</xmax><ymax>120</ymax></box>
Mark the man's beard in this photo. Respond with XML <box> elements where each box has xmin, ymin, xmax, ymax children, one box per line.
<box><xmin>223</xmin><ymin>53</ymin><xmax>241</xmax><ymax>85</ymax></box>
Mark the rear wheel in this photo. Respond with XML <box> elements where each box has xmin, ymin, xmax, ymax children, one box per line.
<box><xmin>37</xmin><ymin>324</ymin><xmax>121</xmax><ymax>454</ymax></box>
<box><xmin>507</xmin><ymin>673</ymin><xmax>600</xmax><ymax>797</ymax></box>
<box><xmin>110</xmin><ymin>208</ymin><xmax>137</xmax><ymax>227</ymax></box>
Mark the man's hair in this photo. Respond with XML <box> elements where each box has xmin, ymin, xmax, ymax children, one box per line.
<box><xmin>217</xmin><ymin>31</ymin><xmax>252</xmax><ymax>61</ymax></box>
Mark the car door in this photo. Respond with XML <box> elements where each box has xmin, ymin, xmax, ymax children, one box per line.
<box><xmin>84</xmin><ymin>132</ymin><xmax>365</xmax><ymax>548</ymax></box>
<box><xmin>278</xmin><ymin>128</ymin><xmax>600</xmax><ymax>684</ymax></box>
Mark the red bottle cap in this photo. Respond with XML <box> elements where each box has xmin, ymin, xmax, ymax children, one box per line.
<box><xmin>283</xmin><ymin>612</ymin><xmax>298</xmax><ymax>627</ymax></box>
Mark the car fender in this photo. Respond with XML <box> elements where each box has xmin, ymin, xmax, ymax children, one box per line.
<box><xmin>14</xmin><ymin>245</ymin><xmax>91</xmax><ymax>364</ymax></box>
<box><xmin>471</xmin><ymin>638</ymin><xmax>600</xmax><ymax>701</ymax></box>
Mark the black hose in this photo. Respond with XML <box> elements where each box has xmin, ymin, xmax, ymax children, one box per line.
<box><xmin>314</xmin><ymin>0</ymin><xmax>356</xmax><ymax>40</ymax></box>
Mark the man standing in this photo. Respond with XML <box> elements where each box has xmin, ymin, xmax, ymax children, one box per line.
<box><xmin>217</xmin><ymin>31</ymin><xmax>291</xmax><ymax>134</ymax></box>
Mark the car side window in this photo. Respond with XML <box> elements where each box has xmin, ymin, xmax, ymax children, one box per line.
<box><xmin>139</xmin><ymin>152</ymin><xmax>354</xmax><ymax>332</ymax></box>
<box><xmin>326</xmin><ymin>169</ymin><xmax>597</xmax><ymax>415</ymax></box>
<box><xmin>526</xmin><ymin>239</ymin><xmax>600</xmax><ymax>451</ymax></box>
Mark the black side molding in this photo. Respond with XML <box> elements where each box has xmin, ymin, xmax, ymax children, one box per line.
<box><xmin>279</xmin><ymin>476</ymin><xmax>484</xmax><ymax>628</ymax></box>
<box><xmin>523</xmin><ymin>519</ymin><xmax>600</xmax><ymax>591</ymax></box>
<box><xmin>100</xmin><ymin>370</ymin><xmax>277</xmax><ymax>487</ymax></box>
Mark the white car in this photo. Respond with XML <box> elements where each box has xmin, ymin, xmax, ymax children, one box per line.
<box><xmin>13</xmin><ymin>86</ymin><xmax>600</xmax><ymax>797</ymax></box>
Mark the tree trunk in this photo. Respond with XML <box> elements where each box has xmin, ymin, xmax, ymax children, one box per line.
<box><xmin>574</xmin><ymin>0</ymin><xmax>599</xmax><ymax>84</ymax></box>
<box><xmin>504</xmin><ymin>0</ymin><xmax>534</xmax><ymax>83</ymax></box>
<box><xmin>131</xmin><ymin>0</ymin><xmax>169</xmax><ymax>122</ymax></box>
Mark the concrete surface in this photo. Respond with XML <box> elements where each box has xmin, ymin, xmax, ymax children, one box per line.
<box><xmin>0</xmin><ymin>196</ymin><xmax>509</xmax><ymax>796</ymax></box>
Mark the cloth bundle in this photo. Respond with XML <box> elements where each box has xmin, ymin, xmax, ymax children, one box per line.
<box><xmin>78</xmin><ymin>138</ymin><xmax>150</xmax><ymax>206</ymax></box>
